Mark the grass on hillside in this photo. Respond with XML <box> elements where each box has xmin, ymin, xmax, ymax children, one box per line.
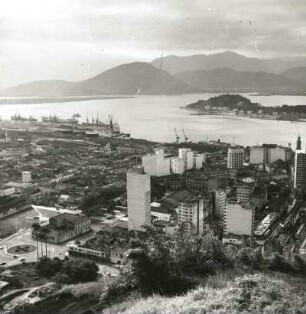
<box><xmin>103</xmin><ymin>272</ymin><xmax>306</xmax><ymax>314</ymax></box>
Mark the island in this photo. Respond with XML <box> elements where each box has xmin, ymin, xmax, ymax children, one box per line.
<box><xmin>185</xmin><ymin>94</ymin><xmax>306</xmax><ymax>122</ymax></box>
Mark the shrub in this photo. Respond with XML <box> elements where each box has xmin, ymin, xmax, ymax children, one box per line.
<box><xmin>59</xmin><ymin>258</ymin><xmax>99</xmax><ymax>284</ymax></box>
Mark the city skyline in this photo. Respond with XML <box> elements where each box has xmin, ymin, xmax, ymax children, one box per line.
<box><xmin>0</xmin><ymin>0</ymin><xmax>306</xmax><ymax>89</ymax></box>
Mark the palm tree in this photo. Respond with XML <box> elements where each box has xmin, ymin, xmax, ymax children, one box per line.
<box><xmin>32</xmin><ymin>222</ymin><xmax>41</xmax><ymax>261</ymax></box>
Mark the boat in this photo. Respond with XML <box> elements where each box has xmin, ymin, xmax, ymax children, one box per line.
<box><xmin>82</xmin><ymin>112</ymin><xmax>121</xmax><ymax>135</ymax></box>
<box><xmin>72</xmin><ymin>113</ymin><xmax>81</xmax><ymax>118</ymax></box>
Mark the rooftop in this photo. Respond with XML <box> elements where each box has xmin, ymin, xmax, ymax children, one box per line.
<box><xmin>164</xmin><ymin>190</ymin><xmax>202</xmax><ymax>205</ymax></box>
<box><xmin>50</xmin><ymin>212</ymin><xmax>90</xmax><ymax>224</ymax></box>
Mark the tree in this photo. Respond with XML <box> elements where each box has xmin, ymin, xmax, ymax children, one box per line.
<box><xmin>36</xmin><ymin>257</ymin><xmax>63</xmax><ymax>278</ymax></box>
<box><xmin>32</xmin><ymin>222</ymin><xmax>41</xmax><ymax>260</ymax></box>
<box><xmin>60</xmin><ymin>258</ymin><xmax>99</xmax><ymax>284</ymax></box>
<box><xmin>126</xmin><ymin>233</ymin><xmax>193</xmax><ymax>296</ymax></box>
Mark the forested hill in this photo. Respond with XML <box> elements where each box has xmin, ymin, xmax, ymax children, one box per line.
<box><xmin>186</xmin><ymin>94</ymin><xmax>306</xmax><ymax>114</ymax></box>
<box><xmin>186</xmin><ymin>94</ymin><xmax>259</xmax><ymax>111</ymax></box>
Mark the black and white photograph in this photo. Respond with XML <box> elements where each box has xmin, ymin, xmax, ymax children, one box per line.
<box><xmin>0</xmin><ymin>0</ymin><xmax>306</xmax><ymax>313</ymax></box>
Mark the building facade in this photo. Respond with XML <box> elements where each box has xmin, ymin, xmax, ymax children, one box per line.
<box><xmin>194</xmin><ymin>153</ymin><xmax>204</xmax><ymax>169</ymax></box>
<box><xmin>127</xmin><ymin>171</ymin><xmax>151</xmax><ymax>232</ymax></box>
<box><xmin>214</xmin><ymin>189</ymin><xmax>226</xmax><ymax>218</ymax></box>
<box><xmin>22</xmin><ymin>171</ymin><xmax>32</xmax><ymax>183</ymax></box>
<box><xmin>250</xmin><ymin>145</ymin><xmax>292</xmax><ymax>165</ymax></box>
<box><xmin>142</xmin><ymin>148</ymin><xmax>171</xmax><ymax>177</ymax></box>
<box><xmin>171</xmin><ymin>157</ymin><xmax>185</xmax><ymax>174</ymax></box>
<box><xmin>179</xmin><ymin>148</ymin><xmax>194</xmax><ymax>171</ymax></box>
<box><xmin>32</xmin><ymin>213</ymin><xmax>91</xmax><ymax>244</ymax></box>
<box><xmin>227</xmin><ymin>147</ymin><xmax>244</xmax><ymax>169</ymax></box>
<box><xmin>222</xmin><ymin>199</ymin><xmax>255</xmax><ymax>241</ymax></box>
<box><xmin>176</xmin><ymin>195</ymin><xmax>204</xmax><ymax>234</ymax></box>
<box><xmin>236</xmin><ymin>178</ymin><xmax>256</xmax><ymax>204</ymax></box>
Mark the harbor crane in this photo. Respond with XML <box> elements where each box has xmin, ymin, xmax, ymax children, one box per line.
<box><xmin>182</xmin><ymin>129</ymin><xmax>188</xmax><ymax>142</ymax></box>
<box><xmin>173</xmin><ymin>127</ymin><xmax>180</xmax><ymax>143</ymax></box>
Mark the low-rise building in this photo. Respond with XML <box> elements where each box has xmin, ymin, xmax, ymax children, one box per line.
<box><xmin>174</xmin><ymin>191</ymin><xmax>205</xmax><ymax>234</ymax></box>
<box><xmin>151</xmin><ymin>202</ymin><xmax>172</xmax><ymax>221</ymax></box>
<box><xmin>32</xmin><ymin>213</ymin><xmax>91</xmax><ymax>244</ymax></box>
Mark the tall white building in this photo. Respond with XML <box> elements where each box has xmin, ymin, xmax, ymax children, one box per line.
<box><xmin>227</xmin><ymin>147</ymin><xmax>244</xmax><ymax>169</ymax></box>
<box><xmin>250</xmin><ymin>145</ymin><xmax>292</xmax><ymax>165</ymax></box>
<box><xmin>127</xmin><ymin>171</ymin><xmax>151</xmax><ymax>232</ymax></box>
<box><xmin>269</xmin><ymin>147</ymin><xmax>292</xmax><ymax>163</ymax></box>
<box><xmin>194</xmin><ymin>153</ymin><xmax>204</xmax><ymax>169</ymax></box>
<box><xmin>142</xmin><ymin>148</ymin><xmax>171</xmax><ymax>177</ymax></box>
<box><xmin>171</xmin><ymin>157</ymin><xmax>185</xmax><ymax>174</ymax></box>
<box><xmin>222</xmin><ymin>199</ymin><xmax>255</xmax><ymax>240</ymax></box>
<box><xmin>179</xmin><ymin>148</ymin><xmax>194</xmax><ymax>171</ymax></box>
<box><xmin>249</xmin><ymin>146</ymin><xmax>265</xmax><ymax>164</ymax></box>
<box><xmin>22</xmin><ymin>171</ymin><xmax>32</xmax><ymax>183</ymax></box>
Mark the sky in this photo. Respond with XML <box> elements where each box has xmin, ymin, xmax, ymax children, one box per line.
<box><xmin>0</xmin><ymin>0</ymin><xmax>305</xmax><ymax>89</ymax></box>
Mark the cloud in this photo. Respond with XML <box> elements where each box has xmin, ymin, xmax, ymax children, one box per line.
<box><xmin>0</xmin><ymin>0</ymin><xmax>305</xmax><ymax>88</ymax></box>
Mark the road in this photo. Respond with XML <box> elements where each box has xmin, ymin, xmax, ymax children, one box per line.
<box><xmin>0</xmin><ymin>228</ymin><xmax>68</xmax><ymax>267</ymax></box>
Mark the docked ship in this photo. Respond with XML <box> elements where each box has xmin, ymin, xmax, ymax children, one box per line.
<box><xmin>82</xmin><ymin>113</ymin><xmax>121</xmax><ymax>135</ymax></box>
<box><xmin>41</xmin><ymin>114</ymin><xmax>78</xmax><ymax>124</ymax></box>
<box><xmin>11</xmin><ymin>113</ymin><xmax>37</xmax><ymax>122</ymax></box>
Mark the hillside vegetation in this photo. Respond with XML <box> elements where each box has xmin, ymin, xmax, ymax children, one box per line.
<box><xmin>104</xmin><ymin>273</ymin><xmax>306</xmax><ymax>314</ymax></box>
<box><xmin>186</xmin><ymin>94</ymin><xmax>258</xmax><ymax>111</ymax></box>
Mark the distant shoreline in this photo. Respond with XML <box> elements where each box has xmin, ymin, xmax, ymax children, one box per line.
<box><xmin>0</xmin><ymin>95</ymin><xmax>133</xmax><ymax>105</ymax></box>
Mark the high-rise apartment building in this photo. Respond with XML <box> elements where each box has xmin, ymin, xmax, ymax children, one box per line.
<box><xmin>249</xmin><ymin>144</ymin><xmax>292</xmax><ymax>164</ymax></box>
<box><xmin>176</xmin><ymin>194</ymin><xmax>204</xmax><ymax>234</ymax></box>
<box><xmin>170</xmin><ymin>157</ymin><xmax>185</xmax><ymax>174</ymax></box>
<box><xmin>127</xmin><ymin>171</ymin><xmax>151</xmax><ymax>232</ymax></box>
<box><xmin>227</xmin><ymin>147</ymin><xmax>244</xmax><ymax>169</ymax></box>
<box><xmin>142</xmin><ymin>148</ymin><xmax>171</xmax><ymax>177</ymax></box>
<box><xmin>222</xmin><ymin>198</ymin><xmax>255</xmax><ymax>242</ymax></box>
<box><xmin>179</xmin><ymin>148</ymin><xmax>194</xmax><ymax>171</ymax></box>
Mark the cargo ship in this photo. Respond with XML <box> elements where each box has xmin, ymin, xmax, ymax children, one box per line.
<box><xmin>41</xmin><ymin>114</ymin><xmax>78</xmax><ymax>124</ymax></box>
<box><xmin>82</xmin><ymin>113</ymin><xmax>121</xmax><ymax>135</ymax></box>
<box><xmin>11</xmin><ymin>113</ymin><xmax>37</xmax><ymax>122</ymax></box>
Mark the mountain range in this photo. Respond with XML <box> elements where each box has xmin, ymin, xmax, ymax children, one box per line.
<box><xmin>151</xmin><ymin>51</ymin><xmax>306</xmax><ymax>75</ymax></box>
<box><xmin>1</xmin><ymin>51</ymin><xmax>306</xmax><ymax>97</ymax></box>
